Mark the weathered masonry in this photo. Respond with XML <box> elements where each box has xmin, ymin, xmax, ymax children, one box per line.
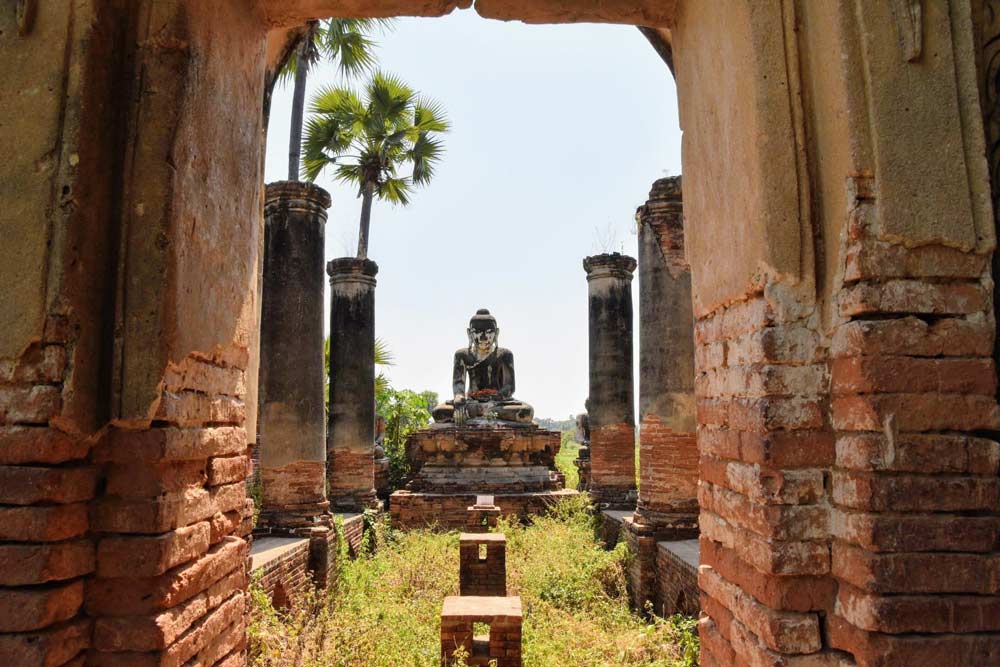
<box><xmin>4</xmin><ymin>1</ymin><xmax>1000</xmax><ymax>666</ymax></box>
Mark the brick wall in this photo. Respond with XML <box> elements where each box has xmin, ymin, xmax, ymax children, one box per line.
<box><xmin>0</xmin><ymin>322</ymin><xmax>95</xmax><ymax>666</ymax></box>
<box><xmin>88</xmin><ymin>355</ymin><xmax>253</xmax><ymax>665</ymax></box>
<box><xmin>655</xmin><ymin>543</ymin><xmax>699</xmax><ymax>618</ymax></box>
<box><xmin>459</xmin><ymin>535</ymin><xmax>506</xmax><ymax>596</ymax></box>
<box><xmin>254</xmin><ymin>540</ymin><xmax>311</xmax><ymax>607</ymax></box>
<box><xmin>589</xmin><ymin>423</ymin><xmax>637</xmax><ymax>507</ymax></box>
<box><xmin>637</xmin><ymin>417</ymin><xmax>698</xmax><ymax>520</ymax></box>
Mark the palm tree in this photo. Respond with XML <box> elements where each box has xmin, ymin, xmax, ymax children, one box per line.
<box><xmin>301</xmin><ymin>72</ymin><xmax>449</xmax><ymax>259</ymax></box>
<box><xmin>278</xmin><ymin>19</ymin><xmax>394</xmax><ymax>180</ymax></box>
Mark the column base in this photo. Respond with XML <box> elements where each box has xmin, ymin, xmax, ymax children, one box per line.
<box><xmin>328</xmin><ymin>489</ymin><xmax>381</xmax><ymax>513</ymax></box>
<box><xmin>257</xmin><ymin>500</ymin><xmax>333</xmax><ymax>534</ymax></box>
<box><xmin>632</xmin><ymin>504</ymin><xmax>699</xmax><ymax>540</ymax></box>
<box><xmin>589</xmin><ymin>485</ymin><xmax>637</xmax><ymax>509</ymax></box>
<box><xmin>574</xmin><ymin>457</ymin><xmax>591</xmax><ymax>490</ymax></box>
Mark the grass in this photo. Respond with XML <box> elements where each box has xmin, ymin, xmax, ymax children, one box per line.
<box><xmin>248</xmin><ymin>495</ymin><xmax>698</xmax><ymax>667</ymax></box>
<box><xmin>555</xmin><ymin>431</ymin><xmax>580</xmax><ymax>489</ymax></box>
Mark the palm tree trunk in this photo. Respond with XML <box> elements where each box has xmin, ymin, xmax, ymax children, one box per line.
<box><xmin>357</xmin><ymin>182</ymin><xmax>375</xmax><ymax>258</ymax></box>
<box><xmin>287</xmin><ymin>53</ymin><xmax>309</xmax><ymax>181</ymax></box>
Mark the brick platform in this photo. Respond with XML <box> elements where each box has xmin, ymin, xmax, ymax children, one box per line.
<box><xmin>391</xmin><ymin>490</ymin><xmax>579</xmax><ymax>530</ymax></box>
<box><xmin>441</xmin><ymin>595</ymin><xmax>522</xmax><ymax>667</ymax></box>
<box><xmin>459</xmin><ymin>533</ymin><xmax>506</xmax><ymax>596</ymax></box>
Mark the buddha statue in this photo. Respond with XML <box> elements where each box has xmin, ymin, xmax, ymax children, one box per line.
<box><xmin>432</xmin><ymin>309</ymin><xmax>535</xmax><ymax>425</ymax></box>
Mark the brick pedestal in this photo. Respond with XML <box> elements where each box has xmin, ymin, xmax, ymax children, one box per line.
<box><xmin>583</xmin><ymin>253</ymin><xmax>638</xmax><ymax>508</ymax></box>
<box><xmin>441</xmin><ymin>596</ymin><xmax>522</xmax><ymax>667</ymax></box>
<box><xmin>327</xmin><ymin>258</ymin><xmax>379</xmax><ymax>512</ymax></box>
<box><xmin>459</xmin><ymin>533</ymin><xmax>506</xmax><ymax>596</ymax></box>
<box><xmin>258</xmin><ymin>182</ymin><xmax>332</xmax><ymax>531</ymax></box>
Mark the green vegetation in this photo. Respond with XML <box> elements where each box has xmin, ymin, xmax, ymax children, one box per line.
<box><xmin>248</xmin><ymin>496</ymin><xmax>698</xmax><ymax>667</ymax></box>
<box><xmin>303</xmin><ymin>72</ymin><xmax>450</xmax><ymax>258</ymax></box>
<box><xmin>377</xmin><ymin>386</ymin><xmax>436</xmax><ymax>488</ymax></box>
<box><xmin>556</xmin><ymin>430</ymin><xmax>580</xmax><ymax>490</ymax></box>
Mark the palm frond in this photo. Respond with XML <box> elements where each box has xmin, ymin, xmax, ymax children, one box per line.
<box><xmin>374</xmin><ymin>337</ymin><xmax>395</xmax><ymax>366</ymax></box>
<box><xmin>379</xmin><ymin>176</ymin><xmax>412</xmax><ymax>205</ymax></box>
<box><xmin>409</xmin><ymin>134</ymin><xmax>444</xmax><ymax>185</ymax></box>
<box><xmin>413</xmin><ymin>97</ymin><xmax>450</xmax><ymax>133</ymax></box>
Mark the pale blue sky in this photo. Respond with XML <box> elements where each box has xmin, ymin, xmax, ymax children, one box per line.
<box><xmin>264</xmin><ymin>10</ymin><xmax>680</xmax><ymax>419</ymax></box>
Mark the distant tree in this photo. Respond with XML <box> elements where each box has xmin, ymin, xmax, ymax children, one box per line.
<box><xmin>376</xmin><ymin>387</ymin><xmax>434</xmax><ymax>488</ymax></box>
<box><xmin>302</xmin><ymin>72</ymin><xmax>449</xmax><ymax>258</ymax></box>
<box><xmin>279</xmin><ymin>18</ymin><xmax>394</xmax><ymax>180</ymax></box>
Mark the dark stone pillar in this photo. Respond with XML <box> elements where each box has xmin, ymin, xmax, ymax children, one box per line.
<box><xmin>634</xmin><ymin>176</ymin><xmax>698</xmax><ymax>535</ymax></box>
<box><xmin>258</xmin><ymin>181</ymin><xmax>331</xmax><ymax>530</ymax></box>
<box><xmin>327</xmin><ymin>257</ymin><xmax>379</xmax><ymax>511</ymax></box>
<box><xmin>583</xmin><ymin>252</ymin><xmax>637</xmax><ymax>508</ymax></box>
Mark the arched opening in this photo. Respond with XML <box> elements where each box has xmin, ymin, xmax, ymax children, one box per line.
<box><xmin>2</xmin><ymin>1</ymin><xmax>999</xmax><ymax>665</ymax></box>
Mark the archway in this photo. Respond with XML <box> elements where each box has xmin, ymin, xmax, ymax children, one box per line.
<box><xmin>1</xmin><ymin>1</ymin><xmax>998</xmax><ymax>665</ymax></box>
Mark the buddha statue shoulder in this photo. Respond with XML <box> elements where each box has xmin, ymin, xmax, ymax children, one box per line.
<box><xmin>432</xmin><ymin>309</ymin><xmax>535</xmax><ymax>425</ymax></box>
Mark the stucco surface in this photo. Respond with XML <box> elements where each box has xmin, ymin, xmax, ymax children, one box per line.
<box><xmin>0</xmin><ymin>3</ymin><xmax>74</xmax><ymax>360</ymax></box>
<box><xmin>674</xmin><ymin>0</ymin><xmax>808</xmax><ymax>316</ymax></box>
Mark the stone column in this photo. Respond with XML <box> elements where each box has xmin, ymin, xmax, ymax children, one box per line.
<box><xmin>634</xmin><ymin>176</ymin><xmax>698</xmax><ymax>534</ymax></box>
<box><xmin>327</xmin><ymin>257</ymin><xmax>379</xmax><ymax>511</ymax></box>
<box><xmin>258</xmin><ymin>181</ymin><xmax>331</xmax><ymax>530</ymax></box>
<box><xmin>583</xmin><ymin>253</ymin><xmax>637</xmax><ymax>507</ymax></box>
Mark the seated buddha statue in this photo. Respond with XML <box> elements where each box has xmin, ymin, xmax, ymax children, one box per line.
<box><xmin>432</xmin><ymin>309</ymin><xmax>535</xmax><ymax>425</ymax></box>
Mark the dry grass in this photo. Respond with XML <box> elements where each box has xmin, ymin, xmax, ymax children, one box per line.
<box><xmin>248</xmin><ymin>495</ymin><xmax>698</xmax><ymax>667</ymax></box>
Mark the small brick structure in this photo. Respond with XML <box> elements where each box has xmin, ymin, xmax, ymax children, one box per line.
<box><xmin>656</xmin><ymin>539</ymin><xmax>699</xmax><ymax>618</ymax></box>
<box><xmin>459</xmin><ymin>533</ymin><xmax>507</xmax><ymax>596</ymax></box>
<box><xmin>466</xmin><ymin>495</ymin><xmax>501</xmax><ymax>533</ymax></box>
<box><xmin>392</xmin><ymin>489</ymin><xmax>578</xmax><ymax>530</ymax></box>
<box><xmin>441</xmin><ymin>595</ymin><xmax>522</xmax><ymax>667</ymax></box>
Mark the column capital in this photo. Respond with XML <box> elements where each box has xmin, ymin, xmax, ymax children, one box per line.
<box><xmin>327</xmin><ymin>257</ymin><xmax>379</xmax><ymax>286</ymax></box>
<box><xmin>583</xmin><ymin>252</ymin><xmax>637</xmax><ymax>281</ymax></box>
<box><xmin>264</xmin><ymin>180</ymin><xmax>332</xmax><ymax>220</ymax></box>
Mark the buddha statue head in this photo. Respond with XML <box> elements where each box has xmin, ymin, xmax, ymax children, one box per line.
<box><xmin>467</xmin><ymin>308</ymin><xmax>499</xmax><ymax>360</ymax></box>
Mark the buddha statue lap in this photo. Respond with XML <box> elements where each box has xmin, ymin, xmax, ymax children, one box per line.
<box><xmin>432</xmin><ymin>309</ymin><xmax>535</xmax><ymax>425</ymax></box>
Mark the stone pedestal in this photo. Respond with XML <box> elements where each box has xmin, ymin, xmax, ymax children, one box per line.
<box><xmin>634</xmin><ymin>176</ymin><xmax>698</xmax><ymax>536</ymax></box>
<box><xmin>257</xmin><ymin>181</ymin><xmax>332</xmax><ymax>530</ymax></box>
<box><xmin>583</xmin><ymin>253</ymin><xmax>637</xmax><ymax>508</ymax></box>
<box><xmin>327</xmin><ymin>257</ymin><xmax>379</xmax><ymax>511</ymax></box>
<box><xmin>390</xmin><ymin>424</ymin><xmax>577</xmax><ymax>529</ymax></box>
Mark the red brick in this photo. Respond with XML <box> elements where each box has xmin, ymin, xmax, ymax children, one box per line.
<box><xmin>832</xmin><ymin>393</ymin><xmax>998</xmax><ymax>432</ymax></box>
<box><xmin>697</xmin><ymin>616</ymin><xmax>736</xmax><ymax>667</ymax></box>
<box><xmin>832</xmin><ymin>541</ymin><xmax>999</xmax><ymax>594</ymax></box>
<box><xmin>0</xmin><ymin>465</ymin><xmax>98</xmax><ymax>504</ymax></box>
<box><xmin>699</xmin><ymin>567</ymin><xmax>821</xmax><ymax>654</ymax></box>
<box><xmin>0</xmin><ymin>618</ymin><xmax>91</xmax><ymax>667</ymax></box>
<box><xmin>85</xmin><ymin>537</ymin><xmax>246</xmax><ymax>616</ymax></box>
<box><xmin>844</xmin><ymin>238</ymin><xmax>987</xmax><ymax>282</ymax></box>
<box><xmin>0</xmin><ymin>345</ymin><xmax>67</xmax><ymax>384</ymax></box>
<box><xmin>835</xmin><ymin>432</ymin><xmax>999</xmax><ymax>475</ymax></box>
<box><xmin>0</xmin><ymin>386</ymin><xmax>62</xmax><ymax>424</ymax></box>
<box><xmin>0</xmin><ymin>540</ymin><xmax>94</xmax><ymax>585</ymax></box>
<box><xmin>0</xmin><ymin>503</ymin><xmax>88</xmax><ymax>541</ymax></box>
<box><xmin>700</xmin><ymin>538</ymin><xmax>834</xmax><ymax>613</ymax></box>
<box><xmin>832</xmin><ymin>471</ymin><xmax>999</xmax><ymax>512</ymax></box>
<box><xmin>93</xmin><ymin>592</ymin><xmax>210</xmax><ymax>651</ymax></box>
<box><xmin>91</xmin><ymin>487</ymin><xmax>214</xmax><ymax>534</ymax></box>
<box><xmin>699</xmin><ymin>482</ymin><xmax>828</xmax><ymax>542</ymax></box>
<box><xmin>831</xmin><ymin>315</ymin><xmax>993</xmax><ymax>359</ymax></box>
<box><xmin>695</xmin><ymin>296</ymin><xmax>776</xmax><ymax>345</ymax></box>
<box><xmin>92</xmin><ymin>426</ymin><xmax>246</xmax><ymax>464</ymax></box>
<box><xmin>836</xmin><ymin>583</ymin><xmax>1000</xmax><ymax>634</ymax></box>
<box><xmin>828</xmin><ymin>612</ymin><xmax>1000</xmax><ymax>665</ymax></box>
<box><xmin>161</xmin><ymin>593</ymin><xmax>244</xmax><ymax>667</ymax></box>
<box><xmin>0</xmin><ymin>580</ymin><xmax>83</xmax><ymax>632</ymax></box>
<box><xmin>208</xmin><ymin>510</ymin><xmax>242</xmax><ymax>544</ymax></box>
<box><xmin>832</xmin><ymin>508</ymin><xmax>1000</xmax><ymax>553</ymax></box>
<box><xmin>696</xmin><ymin>364</ymin><xmax>825</xmax><ymax>399</ymax></box>
<box><xmin>698</xmin><ymin>429</ymin><xmax>835</xmax><ymax>468</ymax></box>
<box><xmin>207</xmin><ymin>455</ymin><xmax>248</xmax><ymax>485</ymax></box>
<box><xmin>154</xmin><ymin>392</ymin><xmax>244</xmax><ymax>428</ymax></box>
<box><xmin>105</xmin><ymin>461</ymin><xmax>206</xmax><ymax>498</ymax></box>
<box><xmin>97</xmin><ymin>522</ymin><xmax>210</xmax><ymax>577</ymax></box>
<box><xmin>162</xmin><ymin>358</ymin><xmax>245</xmax><ymax>398</ymax></box>
<box><xmin>697</xmin><ymin>397</ymin><xmax>824</xmax><ymax>433</ymax></box>
<box><xmin>831</xmin><ymin>356</ymin><xmax>995</xmax><ymax>395</ymax></box>
<box><xmin>700</xmin><ymin>510</ymin><xmax>830</xmax><ymax>576</ymax></box>
<box><xmin>723</xmin><ymin>325</ymin><xmax>823</xmax><ymax>366</ymax></box>
<box><xmin>838</xmin><ymin>280</ymin><xmax>988</xmax><ymax>317</ymax></box>
<box><xmin>0</xmin><ymin>426</ymin><xmax>88</xmax><ymax>465</ymax></box>
<box><xmin>699</xmin><ymin>457</ymin><xmax>824</xmax><ymax>505</ymax></box>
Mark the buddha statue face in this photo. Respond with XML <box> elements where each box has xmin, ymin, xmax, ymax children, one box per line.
<box><xmin>467</xmin><ymin>309</ymin><xmax>499</xmax><ymax>360</ymax></box>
